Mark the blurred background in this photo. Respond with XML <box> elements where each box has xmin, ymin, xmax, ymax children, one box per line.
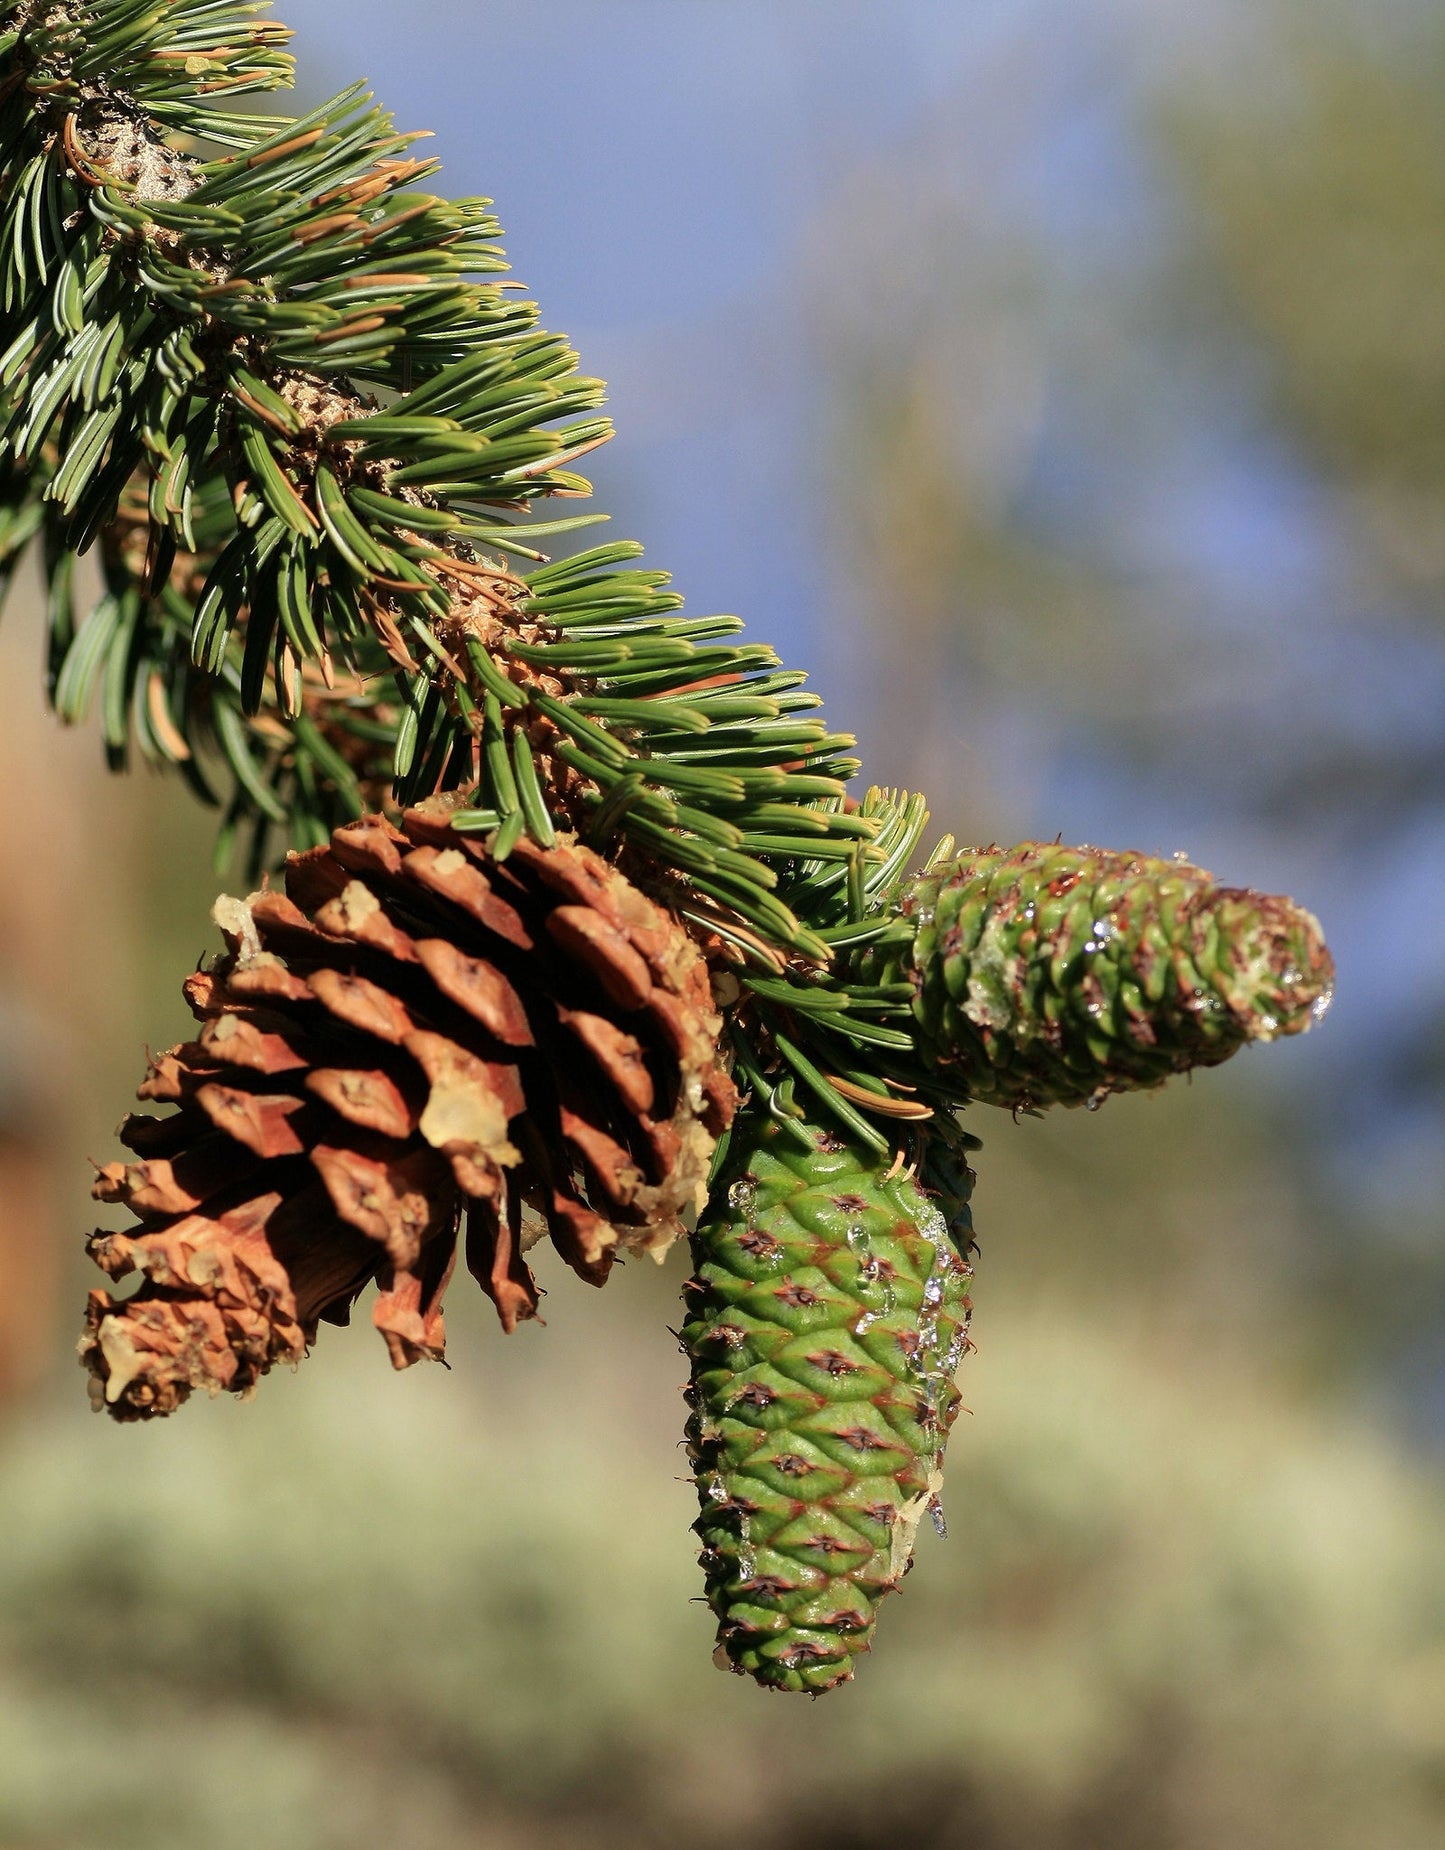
<box><xmin>2</xmin><ymin>1</ymin><xmax>1443</xmax><ymax>1845</ymax></box>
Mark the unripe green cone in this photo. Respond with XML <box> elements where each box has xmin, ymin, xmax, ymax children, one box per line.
<box><xmin>683</xmin><ymin>1111</ymin><xmax>975</xmax><ymax>1693</ymax></box>
<box><xmin>869</xmin><ymin>842</ymin><xmax>1333</xmax><ymax>1111</ymax></box>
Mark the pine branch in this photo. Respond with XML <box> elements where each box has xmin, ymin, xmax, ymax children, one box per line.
<box><xmin>0</xmin><ymin>0</ymin><xmax>1049</xmax><ymax>1139</ymax></box>
<box><xmin>2</xmin><ymin>2</ymin><xmax>1338</xmax><ymax>1696</ymax></box>
<box><xmin>1</xmin><ymin>0</ymin><xmax>867</xmax><ymax>956</ymax></box>
<box><xmin>0</xmin><ymin>0</ymin><xmax>1333</xmax><ymax>1171</ymax></box>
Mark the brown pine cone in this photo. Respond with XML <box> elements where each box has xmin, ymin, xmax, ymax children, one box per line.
<box><xmin>82</xmin><ymin>806</ymin><xmax>736</xmax><ymax>1420</ymax></box>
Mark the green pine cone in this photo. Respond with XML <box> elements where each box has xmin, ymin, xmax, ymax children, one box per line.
<box><xmin>870</xmin><ymin>842</ymin><xmax>1333</xmax><ymax>1111</ymax></box>
<box><xmin>683</xmin><ymin>1111</ymin><xmax>975</xmax><ymax>1693</ymax></box>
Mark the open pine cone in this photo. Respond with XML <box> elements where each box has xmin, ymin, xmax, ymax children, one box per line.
<box><xmin>82</xmin><ymin>806</ymin><xmax>736</xmax><ymax>1420</ymax></box>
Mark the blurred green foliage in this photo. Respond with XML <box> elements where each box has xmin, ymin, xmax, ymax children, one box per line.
<box><xmin>1</xmin><ymin>1279</ymin><xmax>1442</xmax><ymax>1850</ymax></box>
<box><xmin>1167</xmin><ymin>3</ymin><xmax>1445</xmax><ymax>606</ymax></box>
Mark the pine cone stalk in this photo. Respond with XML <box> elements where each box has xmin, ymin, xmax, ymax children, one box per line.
<box><xmin>83</xmin><ymin>807</ymin><xmax>735</xmax><ymax>1419</ymax></box>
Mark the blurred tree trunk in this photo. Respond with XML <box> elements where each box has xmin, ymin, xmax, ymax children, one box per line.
<box><xmin>0</xmin><ymin>564</ymin><xmax>148</xmax><ymax>1409</ymax></box>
